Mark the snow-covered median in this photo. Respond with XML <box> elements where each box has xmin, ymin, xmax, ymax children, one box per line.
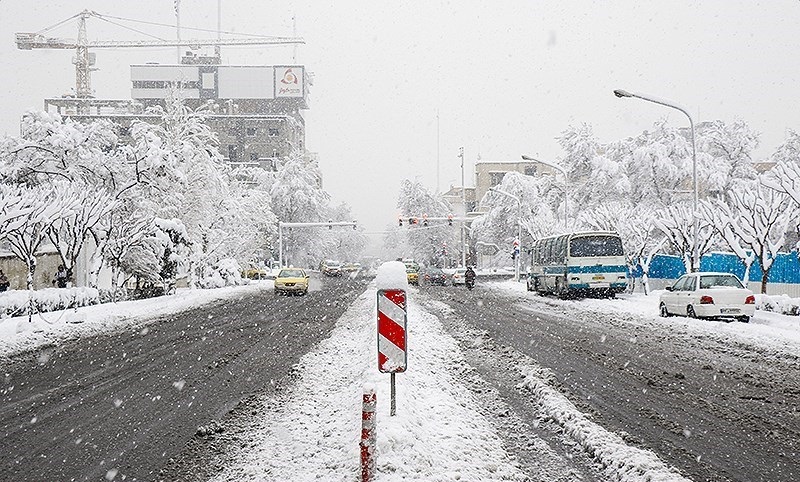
<box><xmin>212</xmin><ymin>287</ymin><xmax>527</xmax><ymax>481</ymax></box>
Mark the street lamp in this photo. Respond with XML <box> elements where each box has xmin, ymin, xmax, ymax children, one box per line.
<box><xmin>613</xmin><ymin>89</ymin><xmax>699</xmax><ymax>272</ymax></box>
<box><xmin>521</xmin><ymin>155</ymin><xmax>568</xmax><ymax>229</ymax></box>
<box><xmin>489</xmin><ymin>186</ymin><xmax>522</xmax><ymax>282</ymax></box>
<box><xmin>458</xmin><ymin>147</ymin><xmax>467</xmax><ymax>267</ymax></box>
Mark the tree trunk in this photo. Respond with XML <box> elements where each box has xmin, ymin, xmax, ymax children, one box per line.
<box><xmin>26</xmin><ymin>258</ymin><xmax>35</xmax><ymax>323</ymax></box>
<box><xmin>761</xmin><ymin>270</ymin><xmax>769</xmax><ymax>295</ymax></box>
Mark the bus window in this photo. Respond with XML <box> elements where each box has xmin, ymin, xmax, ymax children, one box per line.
<box><xmin>569</xmin><ymin>235</ymin><xmax>624</xmax><ymax>257</ymax></box>
<box><xmin>556</xmin><ymin>235</ymin><xmax>567</xmax><ymax>261</ymax></box>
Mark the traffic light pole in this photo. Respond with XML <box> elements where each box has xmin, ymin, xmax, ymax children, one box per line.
<box><xmin>278</xmin><ymin>221</ymin><xmax>357</xmax><ymax>268</ymax></box>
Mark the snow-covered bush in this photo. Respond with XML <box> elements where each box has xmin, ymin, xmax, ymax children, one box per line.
<box><xmin>0</xmin><ymin>287</ymin><xmax>100</xmax><ymax>318</ymax></box>
<box><xmin>756</xmin><ymin>294</ymin><xmax>800</xmax><ymax>316</ymax></box>
<box><xmin>198</xmin><ymin>258</ymin><xmax>245</xmax><ymax>289</ymax></box>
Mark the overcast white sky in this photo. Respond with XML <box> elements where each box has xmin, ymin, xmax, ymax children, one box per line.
<box><xmin>2</xmin><ymin>0</ymin><xmax>800</xmax><ymax>234</ymax></box>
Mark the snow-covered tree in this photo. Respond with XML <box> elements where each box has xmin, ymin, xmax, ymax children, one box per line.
<box><xmin>471</xmin><ymin>172</ymin><xmax>558</xmax><ymax>252</ymax></box>
<box><xmin>702</xmin><ymin>181</ymin><xmax>792</xmax><ymax>293</ymax></box>
<box><xmin>47</xmin><ymin>183</ymin><xmax>117</xmax><ymax>280</ymax></box>
<box><xmin>270</xmin><ymin>150</ymin><xmax>330</xmax><ymax>267</ymax></box>
<box><xmin>394</xmin><ymin>179</ymin><xmax>458</xmax><ymax>266</ymax></box>
<box><xmin>324</xmin><ymin>202</ymin><xmax>367</xmax><ymax>263</ymax></box>
<box><xmin>654</xmin><ymin>203</ymin><xmax>715</xmax><ymax>274</ymax></box>
<box><xmin>697</xmin><ymin>120</ymin><xmax>759</xmax><ymax>196</ymax></box>
<box><xmin>558</xmin><ymin>124</ymin><xmax>630</xmax><ymax>210</ymax></box>
<box><xmin>762</xmin><ymin>130</ymin><xmax>800</xmax><ymax>212</ymax></box>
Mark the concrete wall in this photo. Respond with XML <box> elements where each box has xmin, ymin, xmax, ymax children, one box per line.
<box><xmin>0</xmin><ymin>249</ymin><xmax>63</xmax><ymax>290</ymax></box>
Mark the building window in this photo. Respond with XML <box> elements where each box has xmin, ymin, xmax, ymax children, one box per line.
<box><xmin>524</xmin><ymin>166</ymin><xmax>537</xmax><ymax>176</ymax></box>
<box><xmin>250</xmin><ymin>152</ymin><xmax>259</xmax><ymax>161</ymax></box>
<box><xmin>489</xmin><ymin>172</ymin><xmax>505</xmax><ymax>187</ymax></box>
<box><xmin>268</xmin><ymin>128</ymin><xmax>279</xmax><ymax>137</ymax></box>
<box><xmin>246</xmin><ymin>127</ymin><xmax>257</xmax><ymax>136</ymax></box>
<box><xmin>228</xmin><ymin>145</ymin><xmax>239</xmax><ymax>161</ymax></box>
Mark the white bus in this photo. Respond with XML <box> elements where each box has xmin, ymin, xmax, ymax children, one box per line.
<box><xmin>528</xmin><ymin>231</ymin><xmax>627</xmax><ymax>298</ymax></box>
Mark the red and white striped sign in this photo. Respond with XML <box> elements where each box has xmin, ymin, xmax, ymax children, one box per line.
<box><xmin>377</xmin><ymin>289</ymin><xmax>407</xmax><ymax>373</ymax></box>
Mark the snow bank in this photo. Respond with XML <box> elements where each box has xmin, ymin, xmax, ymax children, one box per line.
<box><xmin>516</xmin><ymin>363</ymin><xmax>690</xmax><ymax>481</ymax></box>
<box><xmin>199</xmin><ymin>258</ymin><xmax>246</xmax><ymax>288</ymax></box>
<box><xmin>756</xmin><ymin>293</ymin><xmax>800</xmax><ymax>316</ymax></box>
<box><xmin>0</xmin><ymin>287</ymin><xmax>100</xmax><ymax>318</ymax></box>
<box><xmin>375</xmin><ymin>261</ymin><xmax>408</xmax><ymax>291</ymax></box>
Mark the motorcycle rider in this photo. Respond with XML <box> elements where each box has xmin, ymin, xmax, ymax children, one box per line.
<box><xmin>464</xmin><ymin>266</ymin><xmax>476</xmax><ymax>289</ymax></box>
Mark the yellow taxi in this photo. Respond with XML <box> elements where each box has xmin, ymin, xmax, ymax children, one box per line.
<box><xmin>274</xmin><ymin>268</ymin><xmax>309</xmax><ymax>295</ymax></box>
<box><xmin>406</xmin><ymin>267</ymin><xmax>419</xmax><ymax>285</ymax></box>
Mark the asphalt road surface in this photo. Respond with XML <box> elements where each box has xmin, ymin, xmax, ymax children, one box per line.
<box><xmin>419</xmin><ymin>283</ymin><xmax>800</xmax><ymax>482</ymax></box>
<box><xmin>0</xmin><ymin>274</ymin><xmax>368</xmax><ymax>482</ymax></box>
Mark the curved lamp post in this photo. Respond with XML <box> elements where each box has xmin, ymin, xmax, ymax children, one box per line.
<box><xmin>521</xmin><ymin>155</ymin><xmax>568</xmax><ymax>229</ymax></box>
<box><xmin>489</xmin><ymin>186</ymin><xmax>522</xmax><ymax>282</ymax></box>
<box><xmin>613</xmin><ymin>89</ymin><xmax>699</xmax><ymax>272</ymax></box>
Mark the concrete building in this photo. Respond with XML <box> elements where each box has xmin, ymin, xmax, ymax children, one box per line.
<box><xmin>474</xmin><ymin>159</ymin><xmax>561</xmax><ymax>211</ymax></box>
<box><xmin>42</xmin><ymin>54</ymin><xmax>309</xmax><ymax>172</ymax></box>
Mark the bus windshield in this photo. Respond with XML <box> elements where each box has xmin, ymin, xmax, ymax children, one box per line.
<box><xmin>569</xmin><ymin>235</ymin><xmax>623</xmax><ymax>257</ymax></box>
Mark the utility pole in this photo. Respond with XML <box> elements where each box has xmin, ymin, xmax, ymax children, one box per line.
<box><xmin>436</xmin><ymin>110</ymin><xmax>440</xmax><ymax>194</ymax></box>
<box><xmin>459</xmin><ymin>147</ymin><xmax>466</xmax><ymax>267</ymax></box>
<box><xmin>175</xmin><ymin>0</ymin><xmax>181</xmax><ymax>62</ymax></box>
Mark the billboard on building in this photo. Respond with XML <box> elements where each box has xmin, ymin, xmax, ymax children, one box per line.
<box><xmin>218</xmin><ymin>66</ymin><xmax>274</xmax><ymax>99</ymax></box>
<box><xmin>131</xmin><ymin>65</ymin><xmax>305</xmax><ymax>100</ymax></box>
<box><xmin>274</xmin><ymin>66</ymin><xmax>304</xmax><ymax>98</ymax></box>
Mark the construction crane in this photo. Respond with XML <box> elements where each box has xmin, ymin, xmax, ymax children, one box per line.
<box><xmin>16</xmin><ymin>10</ymin><xmax>304</xmax><ymax>98</ymax></box>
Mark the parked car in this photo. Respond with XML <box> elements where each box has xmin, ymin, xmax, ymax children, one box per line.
<box><xmin>452</xmin><ymin>268</ymin><xmax>467</xmax><ymax>286</ymax></box>
<box><xmin>422</xmin><ymin>267</ymin><xmax>448</xmax><ymax>286</ymax></box>
<box><xmin>320</xmin><ymin>260</ymin><xmax>342</xmax><ymax>277</ymax></box>
<box><xmin>274</xmin><ymin>268</ymin><xmax>309</xmax><ymax>295</ymax></box>
<box><xmin>659</xmin><ymin>272</ymin><xmax>755</xmax><ymax>323</ymax></box>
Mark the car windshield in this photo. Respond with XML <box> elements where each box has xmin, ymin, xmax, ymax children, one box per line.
<box><xmin>569</xmin><ymin>235</ymin><xmax>624</xmax><ymax>257</ymax></box>
<box><xmin>279</xmin><ymin>269</ymin><xmax>304</xmax><ymax>278</ymax></box>
<box><xmin>427</xmin><ymin>268</ymin><xmax>444</xmax><ymax>275</ymax></box>
<box><xmin>700</xmin><ymin>275</ymin><xmax>744</xmax><ymax>289</ymax></box>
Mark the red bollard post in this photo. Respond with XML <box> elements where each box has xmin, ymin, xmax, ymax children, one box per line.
<box><xmin>360</xmin><ymin>387</ymin><xmax>377</xmax><ymax>482</ymax></box>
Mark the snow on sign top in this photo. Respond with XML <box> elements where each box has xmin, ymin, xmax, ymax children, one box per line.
<box><xmin>375</xmin><ymin>261</ymin><xmax>409</xmax><ymax>291</ymax></box>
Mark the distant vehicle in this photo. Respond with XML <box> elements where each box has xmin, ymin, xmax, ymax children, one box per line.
<box><xmin>242</xmin><ymin>267</ymin><xmax>270</xmax><ymax>280</ymax></box>
<box><xmin>406</xmin><ymin>267</ymin><xmax>419</xmax><ymax>286</ymax></box>
<box><xmin>320</xmin><ymin>260</ymin><xmax>342</xmax><ymax>277</ymax></box>
<box><xmin>274</xmin><ymin>268</ymin><xmax>309</xmax><ymax>295</ymax></box>
<box><xmin>529</xmin><ymin>231</ymin><xmax>627</xmax><ymax>298</ymax></box>
<box><xmin>452</xmin><ymin>268</ymin><xmax>467</xmax><ymax>285</ymax></box>
<box><xmin>422</xmin><ymin>267</ymin><xmax>448</xmax><ymax>286</ymax></box>
<box><xmin>659</xmin><ymin>272</ymin><xmax>754</xmax><ymax>323</ymax></box>
<box><xmin>342</xmin><ymin>262</ymin><xmax>361</xmax><ymax>273</ymax></box>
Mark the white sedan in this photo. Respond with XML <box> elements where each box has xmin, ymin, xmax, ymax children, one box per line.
<box><xmin>659</xmin><ymin>272</ymin><xmax>755</xmax><ymax>323</ymax></box>
<box><xmin>451</xmin><ymin>268</ymin><xmax>467</xmax><ymax>285</ymax></box>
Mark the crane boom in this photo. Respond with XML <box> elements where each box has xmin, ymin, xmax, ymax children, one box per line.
<box><xmin>16</xmin><ymin>33</ymin><xmax>304</xmax><ymax>50</ymax></box>
<box><xmin>15</xmin><ymin>10</ymin><xmax>304</xmax><ymax>98</ymax></box>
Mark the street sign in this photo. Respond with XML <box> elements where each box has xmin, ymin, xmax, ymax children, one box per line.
<box><xmin>377</xmin><ymin>289</ymin><xmax>407</xmax><ymax>373</ymax></box>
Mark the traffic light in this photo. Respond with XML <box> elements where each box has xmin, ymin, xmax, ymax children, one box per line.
<box><xmin>399</xmin><ymin>217</ymin><xmax>403</xmax><ymax>227</ymax></box>
<box><xmin>448</xmin><ymin>214</ymin><xmax>453</xmax><ymax>226</ymax></box>
<box><xmin>328</xmin><ymin>219</ymin><xmax>333</xmax><ymax>230</ymax></box>
<box><xmin>423</xmin><ymin>214</ymin><xmax>428</xmax><ymax>227</ymax></box>
<box><xmin>353</xmin><ymin>220</ymin><xmax>357</xmax><ymax>230</ymax></box>
<box><xmin>408</xmin><ymin>217</ymin><xmax>416</xmax><ymax>226</ymax></box>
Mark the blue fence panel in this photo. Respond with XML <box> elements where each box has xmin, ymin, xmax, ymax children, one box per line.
<box><xmin>648</xmin><ymin>254</ymin><xmax>686</xmax><ymax>279</ymax></box>
<box><xmin>646</xmin><ymin>251</ymin><xmax>800</xmax><ymax>285</ymax></box>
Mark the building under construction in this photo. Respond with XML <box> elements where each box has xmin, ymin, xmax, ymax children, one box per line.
<box><xmin>18</xmin><ymin>10</ymin><xmax>309</xmax><ymax>171</ymax></box>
